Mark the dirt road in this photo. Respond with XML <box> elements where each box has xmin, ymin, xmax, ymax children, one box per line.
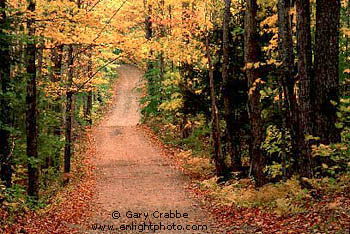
<box><xmin>89</xmin><ymin>65</ymin><xmax>219</xmax><ymax>234</ymax></box>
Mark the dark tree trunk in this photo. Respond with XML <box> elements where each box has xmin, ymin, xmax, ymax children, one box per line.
<box><xmin>0</xmin><ymin>0</ymin><xmax>12</xmax><ymax>188</ymax></box>
<box><xmin>205</xmin><ymin>36</ymin><xmax>227</xmax><ymax>178</ymax></box>
<box><xmin>145</xmin><ymin>5</ymin><xmax>152</xmax><ymax>40</ymax></box>
<box><xmin>159</xmin><ymin>0</ymin><xmax>165</xmax><ymax>80</ymax></box>
<box><xmin>86</xmin><ymin>91</ymin><xmax>93</xmax><ymax>125</ymax></box>
<box><xmin>51</xmin><ymin>45</ymin><xmax>63</xmax><ymax>82</ymax></box>
<box><xmin>64</xmin><ymin>45</ymin><xmax>74</xmax><ymax>182</ymax></box>
<box><xmin>347</xmin><ymin>2</ymin><xmax>350</xmax><ymax>60</ymax></box>
<box><xmin>222</xmin><ymin>0</ymin><xmax>241</xmax><ymax>171</ymax></box>
<box><xmin>159</xmin><ymin>53</ymin><xmax>165</xmax><ymax>79</ymax></box>
<box><xmin>144</xmin><ymin>1</ymin><xmax>153</xmax><ymax>70</ymax></box>
<box><xmin>278</xmin><ymin>0</ymin><xmax>299</xmax><ymax>178</ymax></box>
<box><xmin>278</xmin><ymin>90</ymin><xmax>287</xmax><ymax>181</ymax></box>
<box><xmin>244</xmin><ymin>0</ymin><xmax>266</xmax><ymax>187</ymax></box>
<box><xmin>51</xmin><ymin>44</ymin><xmax>63</xmax><ymax>171</ymax></box>
<box><xmin>314</xmin><ymin>0</ymin><xmax>341</xmax><ymax>144</ymax></box>
<box><xmin>85</xmin><ymin>52</ymin><xmax>93</xmax><ymax>125</ymax></box>
<box><xmin>37</xmin><ymin>39</ymin><xmax>44</xmax><ymax>80</ymax></box>
<box><xmin>296</xmin><ymin>0</ymin><xmax>313</xmax><ymax>178</ymax></box>
<box><xmin>26</xmin><ymin>0</ymin><xmax>39</xmax><ymax>199</ymax></box>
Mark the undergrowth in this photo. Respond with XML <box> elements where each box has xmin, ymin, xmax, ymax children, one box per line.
<box><xmin>199</xmin><ymin>176</ymin><xmax>310</xmax><ymax>216</ymax></box>
<box><xmin>144</xmin><ymin>113</ymin><xmax>350</xmax><ymax>222</ymax></box>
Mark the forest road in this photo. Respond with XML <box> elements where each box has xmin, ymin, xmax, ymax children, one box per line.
<box><xmin>89</xmin><ymin>64</ymin><xmax>220</xmax><ymax>234</ymax></box>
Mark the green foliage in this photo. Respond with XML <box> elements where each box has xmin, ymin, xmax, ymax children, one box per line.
<box><xmin>0</xmin><ymin>183</ymin><xmax>28</xmax><ymax>224</ymax></box>
<box><xmin>262</xmin><ymin>125</ymin><xmax>291</xmax><ymax>179</ymax></box>
<box><xmin>309</xmin><ymin>174</ymin><xmax>350</xmax><ymax>195</ymax></box>
<box><xmin>339</xmin><ymin>5</ymin><xmax>350</xmax><ymax>84</ymax></box>
<box><xmin>146</xmin><ymin>113</ymin><xmax>211</xmax><ymax>156</ymax></box>
<box><xmin>262</xmin><ymin>125</ymin><xmax>290</xmax><ymax>156</ymax></box>
<box><xmin>312</xmin><ymin>142</ymin><xmax>350</xmax><ymax>176</ymax></box>
<box><xmin>311</xmin><ymin>98</ymin><xmax>350</xmax><ymax>176</ymax></box>
<box><xmin>75</xmin><ymin>64</ymin><xmax>118</xmax><ymax>125</ymax></box>
<box><xmin>0</xmin><ymin>60</ymin><xmax>118</xmax><ymax>222</ymax></box>
<box><xmin>175</xmin><ymin>114</ymin><xmax>211</xmax><ymax>153</ymax></box>
<box><xmin>140</xmin><ymin>67</ymin><xmax>163</xmax><ymax>118</ymax></box>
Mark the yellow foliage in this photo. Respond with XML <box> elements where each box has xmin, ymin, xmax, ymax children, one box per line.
<box><xmin>158</xmin><ymin>95</ymin><xmax>183</xmax><ymax>112</ymax></box>
<box><xmin>199</xmin><ymin>177</ymin><xmax>310</xmax><ymax>216</ymax></box>
<box><xmin>177</xmin><ymin>150</ymin><xmax>215</xmax><ymax>178</ymax></box>
<box><xmin>342</xmin><ymin>27</ymin><xmax>350</xmax><ymax>37</ymax></box>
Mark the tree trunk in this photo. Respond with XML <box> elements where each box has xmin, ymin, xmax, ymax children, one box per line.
<box><xmin>314</xmin><ymin>0</ymin><xmax>341</xmax><ymax>144</ymax></box>
<box><xmin>159</xmin><ymin>0</ymin><xmax>165</xmax><ymax>80</ymax></box>
<box><xmin>37</xmin><ymin>39</ymin><xmax>44</xmax><ymax>80</ymax></box>
<box><xmin>85</xmin><ymin>51</ymin><xmax>93</xmax><ymax>125</ymax></box>
<box><xmin>85</xmin><ymin>91</ymin><xmax>93</xmax><ymax>125</ymax></box>
<box><xmin>0</xmin><ymin>0</ymin><xmax>12</xmax><ymax>187</ymax></box>
<box><xmin>51</xmin><ymin>44</ymin><xmax>63</xmax><ymax>171</ymax></box>
<box><xmin>26</xmin><ymin>0</ymin><xmax>39</xmax><ymax>199</ymax></box>
<box><xmin>244</xmin><ymin>0</ymin><xmax>266</xmax><ymax>187</ymax></box>
<box><xmin>51</xmin><ymin>45</ymin><xmax>63</xmax><ymax>82</ymax></box>
<box><xmin>205</xmin><ymin>36</ymin><xmax>227</xmax><ymax>178</ymax></box>
<box><xmin>279</xmin><ymin>90</ymin><xmax>287</xmax><ymax>181</ymax></box>
<box><xmin>296</xmin><ymin>0</ymin><xmax>313</xmax><ymax>178</ymax></box>
<box><xmin>64</xmin><ymin>45</ymin><xmax>74</xmax><ymax>182</ymax></box>
<box><xmin>222</xmin><ymin>0</ymin><xmax>241</xmax><ymax>171</ymax></box>
<box><xmin>145</xmin><ymin>3</ymin><xmax>152</xmax><ymax>40</ymax></box>
<box><xmin>278</xmin><ymin>0</ymin><xmax>299</xmax><ymax>177</ymax></box>
<box><xmin>144</xmin><ymin>1</ymin><xmax>153</xmax><ymax>70</ymax></box>
<box><xmin>347</xmin><ymin>2</ymin><xmax>350</xmax><ymax>62</ymax></box>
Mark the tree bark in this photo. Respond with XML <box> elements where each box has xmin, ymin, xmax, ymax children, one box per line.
<box><xmin>205</xmin><ymin>36</ymin><xmax>227</xmax><ymax>178</ymax></box>
<box><xmin>85</xmin><ymin>51</ymin><xmax>93</xmax><ymax>125</ymax></box>
<box><xmin>0</xmin><ymin>0</ymin><xmax>12</xmax><ymax>187</ymax></box>
<box><xmin>85</xmin><ymin>91</ymin><xmax>93</xmax><ymax>125</ymax></box>
<box><xmin>278</xmin><ymin>0</ymin><xmax>299</xmax><ymax>177</ymax></box>
<box><xmin>144</xmin><ymin>3</ymin><xmax>152</xmax><ymax>40</ymax></box>
<box><xmin>64</xmin><ymin>45</ymin><xmax>74</xmax><ymax>182</ymax></box>
<box><xmin>244</xmin><ymin>0</ymin><xmax>266</xmax><ymax>187</ymax></box>
<box><xmin>314</xmin><ymin>0</ymin><xmax>341</xmax><ymax>144</ymax></box>
<box><xmin>347</xmin><ymin>2</ymin><xmax>350</xmax><ymax>61</ymax></box>
<box><xmin>222</xmin><ymin>0</ymin><xmax>241</xmax><ymax>171</ymax></box>
<box><xmin>51</xmin><ymin>45</ymin><xmax>63</xmax><ymax>82</ymax></box>
<box><xmin>37</xmin><ymin>39</ymin><xmax>44</xmax><ymax>80</ymax></box>
<box><xmin>296</xmin><ymin>0</ymin><xmax>313</xmax><ymax>178</ymax></box>
<box><xmin>144</xmin><ymin>0</ymin><xmax>153</xmax><ymax>70</ymax></box>
<box><xmin>26</xmin><ymin>0</ymin><xmax>39</xmax><ymax>199</ymax></box>
<box><xmin>51</xmin><ymin>44</ymin><xmax>63</xmax><ymax>171</ymax></box>
<box><xmin>159</xmin><ymin>0</ymin><xmax>165</xmax><ymax>80</ymax></box>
